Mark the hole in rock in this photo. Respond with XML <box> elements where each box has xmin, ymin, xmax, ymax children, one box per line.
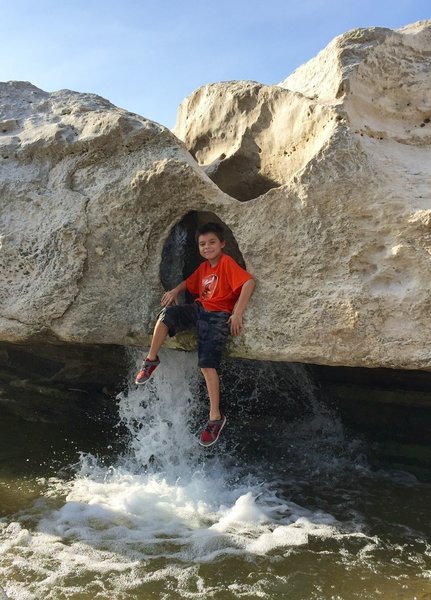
<box><xmin>203</xmin><ymin>151</ymin><xmax>281</xmax><ymax>202</ymax></box>
<box><xmin>160</xmin><ymin>210</ymin><xmax>246</xmax><ymax>300</ymax></box>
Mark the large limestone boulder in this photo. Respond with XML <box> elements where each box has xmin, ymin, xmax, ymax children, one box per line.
<box><xmin>1</xmin><ymin>19</ymin><xmax>431</xmax><ymax>372</ymax></box>
<box><xmin>174</xmin><ymin>20</ymin><xmax>431</xmax><ymax>370</ymax></box>
<box><xmin>0</xmin><ymin>82</ymin><xmax>230</xmax><ymax>346</ymax></box>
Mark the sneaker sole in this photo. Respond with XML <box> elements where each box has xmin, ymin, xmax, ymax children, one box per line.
<box><xmin>198</xmin><ymin>416</ymin><xmax>226</xmax><ymax>447</ymax></box>
<box><xmin>135</xmin><ymin>378</ymin><xmax>150</xmax><ymax>386</ymax></box>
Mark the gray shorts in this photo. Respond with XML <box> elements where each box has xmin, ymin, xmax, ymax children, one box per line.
<box><xmin>158</xmin><ymin>302</ymin><xmax>230</xmax><ymax>368</ymax></box>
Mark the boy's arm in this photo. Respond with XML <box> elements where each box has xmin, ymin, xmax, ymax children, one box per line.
<box><xmin>228</xmin><ymin>278</ymin><xmax>255</xmax><ymax>336</ymax></box>
<box><xmin>161</xmin><ymin>281</ymin><xmax>187</xmax><ymax>306</ymax></box>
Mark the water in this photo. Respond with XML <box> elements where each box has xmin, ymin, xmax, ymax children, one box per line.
<box><xmin>0</xmin><ymin>350</ymin><xmax>430</xmax><ymax>599</ymax></box>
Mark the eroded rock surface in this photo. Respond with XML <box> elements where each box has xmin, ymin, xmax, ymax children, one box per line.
<box><xmin>1</xmin><ymin>20</ymin><xmax>431</xmax><ymax>371</ymax></box>
<box><xmin>0</xmin><ymin>82</ymin><xmax>231</xmax><ymax>346</ymax></box>
<box><xmin>174</xmin><ymin>21</ymin><xmax>431</xmax><ymax>370</ymax></box>
<box><xmin>174</xmin><ymin>81</ymin><xmax>336</xmax><ymax>201</ymax></box>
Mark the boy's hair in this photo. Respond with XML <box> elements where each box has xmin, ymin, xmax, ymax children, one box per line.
<box><xmin>195</xmin><ymin>222</ymin><xmax>225</xmax><ymax>243</ymax></box>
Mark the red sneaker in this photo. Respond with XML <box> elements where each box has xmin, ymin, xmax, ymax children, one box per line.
<box><xmin>135</xmin><ymin>356</ymin><xmax>160</xmax><ymax>385</ymax></box>
<box><xmin>199</xmin><ymin>413</ymin><xmax>227</xmax><ymax>447</ymax></box>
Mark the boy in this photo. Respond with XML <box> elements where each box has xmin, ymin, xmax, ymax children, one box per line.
<box><xmin>135</xmin><ymin>222</ymin><xmax>255</xmax><ymax>447</ymax></box>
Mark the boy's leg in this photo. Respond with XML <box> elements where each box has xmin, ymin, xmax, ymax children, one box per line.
<box><xmin>197</xmin><ymin>308</ymin><xmax>230</xmax><ymax>445</ymax></box>
<box><xmin>200</xmin><ymin>367</ymin><xmax>221</xmax><ymax>421</ymax></box>
<box><xmin>135</xmin><ymin>318</ymin><xmax>165</xmax><ymax>383</ymax></box>
<box><xmin>147</xmin><ymin>319</ymin><xmax>169</xmax><ymax>361</ymax></box>
<box><xmin>199</xmin><ymin>366</ymin><xmax>227</xmax><ymax>447</ymax></box>
<box><xmin>136</xmin><ymin>304</ymin><xmax>197</xmax><ymax>385</ymax></box>
<box><xmin>147</xmin><ymin>304</ymin><xmax>197</xmax><ymax>360</ymax></box>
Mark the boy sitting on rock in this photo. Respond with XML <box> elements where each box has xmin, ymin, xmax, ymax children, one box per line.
<box><xmin>135</xmin><ymin>222</ymin><xmax>255</xmax><ymax>447</ymax></box>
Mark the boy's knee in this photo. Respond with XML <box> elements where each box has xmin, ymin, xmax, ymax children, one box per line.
<box><xmin>200</xmin><ymin>367</ymin><xmax>217</xmax><ymax>374</ymax></box>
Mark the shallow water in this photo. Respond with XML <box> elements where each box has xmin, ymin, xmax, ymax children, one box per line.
<box><xmin>0</xmin><ymin>351</ymin><xmax>430</xmax><ymax>600</ymax></box>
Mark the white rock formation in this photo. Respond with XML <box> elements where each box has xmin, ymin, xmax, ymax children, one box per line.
<box><xmin>1</xmin><ymin>20</ymin><xmax>431</xmax><ymax>370</ymax></box>
<box><xmin>174</xmin><ymin>20</ymin><xmax>431</xmax><ymax>370</ymax></box>
<box><xmin>174</xmin><ymin>80</ymin><xmax>337</xmax><ymax>201</ymax></box>
<box><xmin>0</xmin><ymin>82</ymin><xmax>230</xmax><ymax>345</ymax></box>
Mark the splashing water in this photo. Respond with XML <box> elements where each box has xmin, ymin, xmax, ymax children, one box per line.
<box><xmin>71</xmin><ymin>351</ymin><xmax>349</xmax><ymax>562</ymax></box>
<box><xmin>0</xmin><ymin>350</ymin><xmax>430</xmax><ymax>599</ymax></box>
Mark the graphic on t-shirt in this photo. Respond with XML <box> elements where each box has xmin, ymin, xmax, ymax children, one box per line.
<box><xmin>202</xmin><ymin>274</ymin><xmax>218</xmax><ymax>300</ymax></box>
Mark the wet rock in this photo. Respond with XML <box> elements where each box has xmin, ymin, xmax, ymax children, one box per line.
<box><xmin>312</xmin><ymin>363</ymin><xmax>431</xmax><ymax>478</ymax></box>
<box><xmin>0</xmin><ymin>341</ymin><xmax>126</xmax><ymax>423</ymax></box>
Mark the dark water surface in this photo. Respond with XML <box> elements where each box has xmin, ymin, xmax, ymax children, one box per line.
<box><xmin>0</xmin><ymin>352</ymin><xmax>430</xmax><ymax>600</ymax></box>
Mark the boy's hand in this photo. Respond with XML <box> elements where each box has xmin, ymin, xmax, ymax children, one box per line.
<box><xmin>161</xmin><ymin>290</ymin><xmax>178</xmax><ymax>306</ymax></box>
<box><xmin>228</xmin><ymin>312</ymin><xmax>244</xmax><ymax>336</ymax></box>
<box><xmin>160</xmin><ymin>281</ymin><xmax>187</xmax><ymax>307</ymax></box>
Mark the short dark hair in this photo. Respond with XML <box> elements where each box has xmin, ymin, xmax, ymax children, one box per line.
<box><xmin>195</xmin><ymin>222</ymin><xmax>225</xmax><ymax>243</ymax></box>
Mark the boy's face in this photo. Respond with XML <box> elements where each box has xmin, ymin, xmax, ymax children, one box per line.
<box><xmin>198</xmin><ymin>232</ymin><xmax>225</xmax><ymax>264</ymax></box>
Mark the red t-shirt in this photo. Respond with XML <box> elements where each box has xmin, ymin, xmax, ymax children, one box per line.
<box><xmin>185</xmin><ymin>253</ymin><xmax>253</xmax><ymax>313</ymax></box>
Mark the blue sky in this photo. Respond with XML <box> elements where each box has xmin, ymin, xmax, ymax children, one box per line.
<box><xmin>1</xmin><ymin>0</ymin><xmax>429</xmax><ymax>128</ymax></box>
